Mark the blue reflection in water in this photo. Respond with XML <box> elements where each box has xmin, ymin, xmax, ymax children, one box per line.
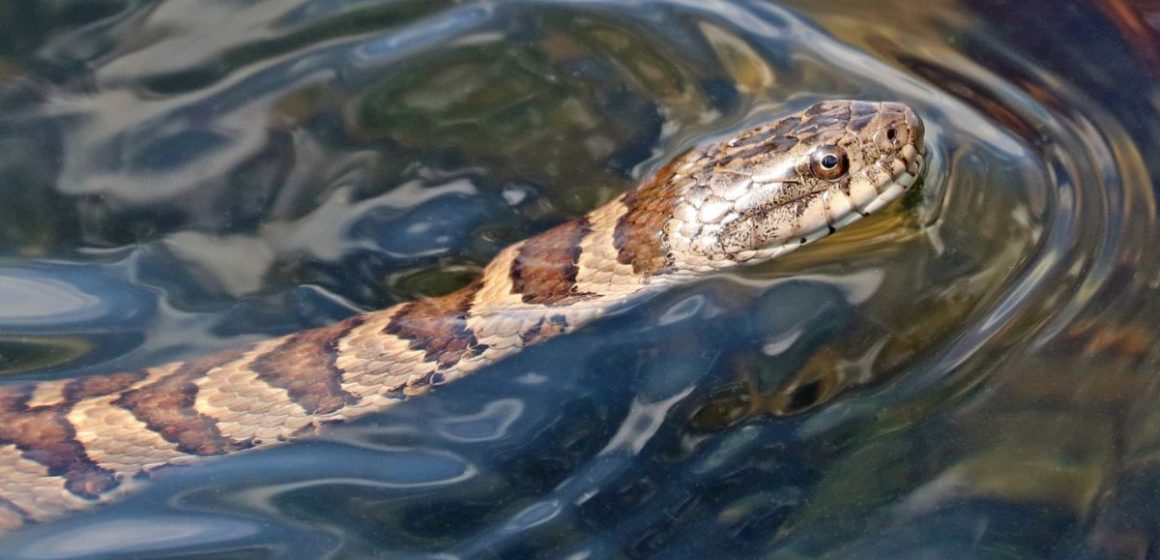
<box><xmin>0</xmin><ymin>0</ymin><xmax>1154</xmax><ymax>558</ymax></box>
<box><xmin>0</xmin><ymin>268</ymin><xmax>134</xmax><ymax>328</ymax></box>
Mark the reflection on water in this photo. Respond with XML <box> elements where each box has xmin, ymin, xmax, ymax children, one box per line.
<box><xmin>0</xmin><ymin>0</ymin><xmax>1157</xmax><ymax>557</ymax></box>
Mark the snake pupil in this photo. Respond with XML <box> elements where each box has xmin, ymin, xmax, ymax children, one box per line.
<box><xmin>809</xmin><ymin>145</ymin><xmax>848</xmax><ymax>180</ymax></box>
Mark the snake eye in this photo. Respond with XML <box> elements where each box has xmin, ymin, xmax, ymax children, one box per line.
<box><xmin>809</xmin><ymin>145</ymin><xmax>848</xmax><ymax>180</ymax></box>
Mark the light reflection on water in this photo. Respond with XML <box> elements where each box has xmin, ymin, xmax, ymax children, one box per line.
<box><xmin>0</xmin><ymin>0</ymin><xmax>1156</xmax><ymax>557</ymax></box>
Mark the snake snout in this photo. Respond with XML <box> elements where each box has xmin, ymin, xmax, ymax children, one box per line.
<box><xmin>903</xmin><ymin>105</ymin><xmax>925</xmax><ymax>150</ymax></box>
<box><xmin>877</xmin><ymin>102</ymin><xmax>925</xmax><ymax>154</ymax></box>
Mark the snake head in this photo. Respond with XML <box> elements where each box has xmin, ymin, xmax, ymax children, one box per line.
<box><xmin>660</xmin><ymin>100</ymin><xmax>926</xmax><ymax>272</ymax></box>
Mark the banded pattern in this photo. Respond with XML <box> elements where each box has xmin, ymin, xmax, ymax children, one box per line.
<box><xmin>0</xmin><ymin>100</ymin><xmax>926</xmax><ymax>533</ymax></box>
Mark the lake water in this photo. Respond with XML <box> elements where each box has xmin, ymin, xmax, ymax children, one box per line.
<box><xmin>0</xmin><ymin>0</ymin><xmax>1157</xmax><ymax>558</ymax></box>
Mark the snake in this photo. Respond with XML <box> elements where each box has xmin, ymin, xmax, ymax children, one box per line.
<box><xmin>0</xmin><ymin>100</ymin><xmax>925</xmax><ymax>534</ymax></box>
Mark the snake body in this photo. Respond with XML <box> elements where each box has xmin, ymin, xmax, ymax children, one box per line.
<box><xmin>0</xmin><ymin>100</ymin><xmax>925</xmax><ymax>533</ymax></box>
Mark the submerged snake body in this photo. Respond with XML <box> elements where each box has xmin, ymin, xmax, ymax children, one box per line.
<box><xmin>0</xmin><ymin>101</ymin><xmax>925</xmax><ymax>532</ymax></box>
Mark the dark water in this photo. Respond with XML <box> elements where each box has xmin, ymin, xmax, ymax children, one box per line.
<box><xmin>0</xmin><ymin>0</ymin><xmax>1157</xmax><ymax>558</ymax></box>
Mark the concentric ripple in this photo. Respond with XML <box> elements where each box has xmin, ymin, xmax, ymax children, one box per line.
<box><xmin>0</xmin><ymin>0</ymin><xmax>1155</xmax><ymax>558</ymax></box>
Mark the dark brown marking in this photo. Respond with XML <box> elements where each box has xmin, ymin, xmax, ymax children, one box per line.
<box><xmin>115</xmin><ymin>348</ymin><xmax>253</xmax><ymax>456</ymax></box>
<box><xmin>805</xmin><ymin>103</ymin><xmax>832</xmax><ymax>117</ymax></box>
<box><xmin>727</xmin><ymin>143</ymin><xmax>775</xmax><ymax>163</ymax></box>
<box><xmin>0</xmin><ymin>384</ymin><xmax>30</xmax><ymax>411</ymax></box>
<box><xmin>728</xmin><ymin>117</ymin><xmax>799</xmax><ymax>149</ymax></box>
<box><xmin>519</xmin><ymin>315</ymin><xmax>570</xmax><ymax>346</ymax></box>
<box><xmin>797</xmin><ymin>103</ymin><xmax>852</xmax><ymax>144</ymax></box>
<box><xmin>718</xmin><ymin>121</ymin><xmax>800</xmax><ymax>172</ymax></box>
<box><xmin>0</xmin><ymin>385</ymin><xmax>120</xmax><ymax>500</ymax></box>
<box><xmin>794</xmin><ymin>193</ymin><xmax>820</xmax><ymax>217</ymax></box>
<box><xmin>615</xmin><ymin>161</ymin><xmax>683</xmax><ymax>276</ymax></box>
<box><xmin>251</xmin><ymin>316</ymin><xmax>364</xmax><ymax>415</ymax></box>
<box><xmin>837</xmin><ymin>177</ymin><xmax>852</xmax><ymax>197</ymax></box>
<box><xmin>849</xmin><ymin>115</ymin><xmax>875</xmax><ymax>132</ymax></box>
<box><xmin>64</xmin><ymin>371</ymin><xmax>149</xmax><ymax>403</ymax></box>
<box><xmin>510</xmin><ymin>218</ymin><xmax>593</xmax><ymax>305</ymax></box>
<box><xmin>385</xmin><ymin>280</ymin><xmax>487</xmax><ymax>369</ymax></box>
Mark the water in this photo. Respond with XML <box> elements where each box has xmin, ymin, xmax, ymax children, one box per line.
<box><xmin>0</xmin><ymin>0</ymin><xmax>1156</xmax><ymax>558</ymax></box>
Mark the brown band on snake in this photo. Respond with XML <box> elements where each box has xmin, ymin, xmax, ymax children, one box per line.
<box><xmin>614</xmin><ymin>161</ymin><xmax>682</xmax><ymax>276</ymax></box>
<box><xmin>251</xmin><ymin>316</ymin><xmax>365</xmax><ymax>415</ymax></box>
<box><xmin>510</xmin><ymin>217</ymin><xmax>594</xmax><ymax>304</ymax></box>
<box><xmin>64</xmin><ymin>371</ymin><xmax>149</xmax><ymax>402</ymax></box>
<box><xmin>0</xmin><ymin>385</ymin><xmax>120</xmax><ymax>499</ymax></box>
<box><xmin>115</xmin><ymin>349</ymin><xmax>254</xmax><ymax>456</ymax></box>
<box><xmin>385</xmin><ymin>279</ymin><xmax>487</xmax><ymax>371</ymax></box>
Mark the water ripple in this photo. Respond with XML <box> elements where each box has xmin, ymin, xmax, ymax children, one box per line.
<box><xmin>0</xmin><ymin>0</ymin><xmax>1155</xmax><ymax>557</ymax></box>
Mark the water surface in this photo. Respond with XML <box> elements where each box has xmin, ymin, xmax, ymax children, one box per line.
<box><xmin>0</xmin><ymin>0</ymin><xmax>1157</xmax><ymax>558</ymax></box>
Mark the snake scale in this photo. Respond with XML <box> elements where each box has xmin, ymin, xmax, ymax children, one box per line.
<box><xmin>0</xmin><ymin>100</ymin><xmax>925</xmax><ymax>533</ymax></box>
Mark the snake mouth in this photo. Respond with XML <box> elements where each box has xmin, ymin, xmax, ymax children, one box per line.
<box><xmin>775</xmin><ymin>143</ymin><xmax>926</xmax><ymax>222</ymax></box>
<box><xmin>894</xmin><ymin>145</ymin><xmax>926</xmax><ymax>190</ymax></box>
<box><xmin>781</xmin><ymin>144</ymin><xmax>925</xmax><ymax>252</ymax></box>
<box><xmin>779</xmin><ymin>142</ymin><xmax>927</xmax><ymax>216</ymax></box>
<box><xmin>856</xmin><ymin>143</ymin><xmax>926</xmax><ymax>216</ymax></box>
<box><xmin>717</xmin><ymin>145</ymin><xmax>927</xmax><ymax>266</ymax></box>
